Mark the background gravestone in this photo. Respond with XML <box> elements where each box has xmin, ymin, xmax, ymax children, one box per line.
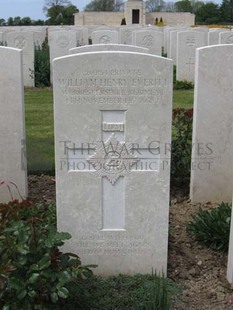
<box><xmin>176</xmin><ymin>30</ymin><xmax>206</xmax><ymax>82</ymax></box>
<box><xmin>0</xmin><ymin>47</ymin><xmax>27</xmax><ymax>202</ymax></box>
<box><xmin>75</xmin><ymin>27</ymin><xmax>89</xmax><ymax>46</ymax></box>
<box><xmin>92</xmin><ymin>30</ymin><xmax>119</xmax><ymax>44</ymax></box>
<box><xmin>5</xmin><ymin>31</ymin><xmax>34</xmax><ymax>87</ymax></box>
<box><xmin>190</xmin><ymin>45</ymin><xmax>233</xmax><ymax>202</ymax></box>
<box><xmin>48</xmin><ymin>30</ymin><xmax>77</xmax><ymax>82</ymax></box>
<box><xmin>69</xmin><ymin>44</ymin><xmax>149</xmax><ymax>54</ymax></box>
<box><xmin>133</xmin><ymin>30</ymin><xmax>163</xmax><ymax>55</ymax></box>
<box><xmin>219</xmin><ymin>31</ymin><xmax>233</xmax><ymax>44</ymax></box>
<box><xmin>53</xmin><ymin>51</ymin><xmax>173</xmax><ymax>275</ymax></box>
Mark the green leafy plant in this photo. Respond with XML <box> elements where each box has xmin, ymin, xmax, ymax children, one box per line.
<box><xmin>187</xmin><ymin>202</ymin><xmax>232</xmax><ymax>252</ymax></box>
<box><xmin>34</xmin><ymin>38</ymin><xmax>50</xmax><ymax>87</ymax></box>
<box><xmin>63</xmin><ymin>272</ymin><xmax>182</xmax><ymax>310</ymax></box>
<box><xmin>0</xmin><ymin>200</ymin><xmax>93</xmax><ymax>309</ymax></box>
<box><xmin>171</xmin><ymin>108</ymin><xmax>193</xmax><ymax>184</ymax></box>
<box><xmin>173</xmin><ymin>65</ymin><xmax>194</xmax><ymax>90</ymax></box>
<box><xmin>134</xmin><ymin>271</ymin><xmax>182</xmax><ymax>310</ymax></box>
<box><xmin>174</xmin><ymin>80</ymin><xmax>194</xmax><ymax>90</ymax></box>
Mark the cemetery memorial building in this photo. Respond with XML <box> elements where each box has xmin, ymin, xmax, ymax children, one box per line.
<box><xmin>74</xmin><ymin>0</ymin><xmax>195</xmax><ymax>27</ymax></box>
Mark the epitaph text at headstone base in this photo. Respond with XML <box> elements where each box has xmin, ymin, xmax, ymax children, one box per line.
<box><xmin>190</xmin><ymin>45</ymin><xmax>233</xmax><ymax>202</ymax></box>
<box><xmin>54</xmin><ymin>51</ymin><xmax>173</xmax><ymax>275</ymax></box>
<box><xmin>0</xmin><ymin>47</ymin><xmax>27</xmax><ymax>203</ymax></box>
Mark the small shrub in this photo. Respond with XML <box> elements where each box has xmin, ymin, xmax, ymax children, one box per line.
<box><xmin>187</xmin><ymin>202</ymin><xmax>232</xmax><ymax>252</ymax></box>
<box><xmin>171</xmin><ymin>108</ymin><xmax>193</xmax><ymax>183</ymax></box>
<box><xmin>135</xmin><ymin>271</ymin><xmax>182</xmax><ymax>309</ymax></box>
<box><xmin>64</xmin><ymin>272</ymin><xmax>182</xmax><ymax>309</ymax></box>
<box><xmin>0</xmin><ymin>200</ymin><xmax>93</xmax><ymax>309</ymax></box>
<box><xmin>34</xmin><ymin>38</ymin><xmax>50</xmax><ymax>87</ymax></box>
<box><xmin>173</xmin><ymin>65</ymin><xmax>194</xmax><ymax>90</ymax></box>
<box><xmin>174</xmin><ymin>80</ymin><xmax>194</xmax><ymax>90</ymax></box>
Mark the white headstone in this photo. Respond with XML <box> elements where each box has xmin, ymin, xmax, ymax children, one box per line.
<box><xmin>5</xmin><ymin>31</ymin><xmax>35</xmax><ymax>87</ymax></box>
<box><xmin>0</xmin><ymin>47</ymin><xmax>27</xmax><ymax>203</ymax></box>
<box><xmin>227</xmin><ymin>196</ymin><xmax>233</xmax><ymax>283</ymax></box>
<box><xmin>69</xmin><ymin>44</ymin><xmax>149</xmax><ymax>54</ymax></box>
<box><xmin>169</xmin><ymin>30</ymin><xmax>179</xmax><ymax>64</ymax></box>
<box><xmin>164</xmin><ymin>27</ymin><xmax>175</xmax><ymax>57</ymax></box>
<box><xmin>219</xmin><ymin>31</ymin><xmax>233</xmax><ymax>44</ymax></box>
<box><xmin>176</xmin><ymin>31</ymin><xmax>206</xmax><ymax>82</ymax></box>
<box><xmin>53</xmin><ymin>51</ymin><xmax>173</xmax><ymax>275</ymax></box>
<box><xmin>34</xmin><ymin>31</ymin><xmax>43</xmax><ymax>47</ymax></box>
<box><xmin>208</xmin><ymin>30</ymin><xmax>220</xmax><ymax>45</ymax></box>
<box><xmin>190</xmin><ymin>45</ymin><xmax>233</xmax><ymax>202</ymax></box>
<box><xmin>119</xmin><ymin>27</ymin><xmax>134</xmax><ymax>45</ymax></box>
<box><xmin>49</xmin><ymin>30</ymin><xmax>77</xmax><ymax>82</ymax></box>
<box><xmin>75</xmin><ymin>27</ymin><xmax>89</xmax><ymax>46</ymax></box>
<box><xmin>92</xmin><ymin>30</ymin><xmax>118</xmax><ymax>44</ymax></box>
<box><xmin>133</xmin><ymin>30</ymin><xmax>163</xmax><ymax>55</ymax></box>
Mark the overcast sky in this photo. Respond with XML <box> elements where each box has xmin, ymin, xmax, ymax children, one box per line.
<box><xmin>1</xmin><ymin>0</ymin><xmax>221</xmax><ymax>21</ymax></box>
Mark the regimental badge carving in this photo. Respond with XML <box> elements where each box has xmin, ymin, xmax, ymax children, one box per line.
<box><xmin>186</xmin><ymin>36</ymin><xmax>195</xmax><ymax>46</ymax></box>
<box><xmin>99</xmin><ymin>35</ymin><xmax>111</xmax><ymax>44</ymax></box>
<box><xmin>87</xmin><ymin>133</ymin><xmax>138</xmax><ymax>185</ymax></box>
<box><xmin>56</xmin><ymin>36</ymin><xmax>69</xmax><ymax>48</ymax></box>
<box><xmin>142</xmin><ymin>35</ymin><xmax>154</xmax><ymax>47</ymax></box>
<box><xmin>14</xmin><ymin>36</ymin><xmax>26</xmax><ymax>49</ymax></box>
<box><xmin>124</xmin><ymin>31</ymin><xmax>131</xmax><ymax>38</ymax></box>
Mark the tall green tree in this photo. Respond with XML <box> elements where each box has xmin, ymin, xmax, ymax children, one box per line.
<box><xmin>191</xmin><ymin>0</ymin><xmax>205</xmax><ymax>13</ymax></box>
<box><xmin>7</xmin><ymin>17</ymin><xmax>14</xmax><ymax>26</ymax></box>
<box><xmin>0</xmin><ymin>18</ymin><xmax>6</xmax><ymax>26</ymax></box>
<box><xmin>195</xmin><ymin>2</ymin><xmax>220</xmax><ymax>24</ymax></box>
<box><xmin>21</xmin><ymin>17</ymin><xmax>32</xmax><ymax>25</ymax></box>
<box><xmin>175</xmin><ymin>0</ymin><xmax>192</xmax><ymax>12</ymax></box>
<box><xmin>220</xmin><ymin>0</ymin><xmax>233</xmax><ymax>23</ymax></box>
<box><xmin>43</xmin><ymin>0</ymin><xmax>79</xmax><ymax>24</ymax></box>
<box><xmin>84</xmin><ymin>0</ymin><xmax>124</xmax><ymax>12</ymax></box>
<box><xmin>13</xmin><ymin>16</ymin><xmax>22</xmax><ymax>25</ymax></box>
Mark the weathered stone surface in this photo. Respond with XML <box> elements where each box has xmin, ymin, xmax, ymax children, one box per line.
<box><xmin>69</xmin><ymin>44</ymin><xmax>149</xmax><ymax>54</ymax></box>
<box><xmin>53</xmin><ymin>51</ymin><xmax>173</xmax><ymax>275</ymax></box>
<box><xmin>5</xmin><ymin>31</ymin><xmax>34</xmax><ymax>87</ymax></box>
<box><xmin>49</xmin><ymin>30</ymin><xmax>77</xmax><ymax>82</ymax></box>
<box><xmin>92</xmin><ymin>30</ymin><xmax>118</xmax><ymax>44</ymax></box>
<box><xmin>0</xmin><ymin>47</ymin><xmax>27</xmax><ymax>203</ymax></box>
<box><xmin>176</xmin><ymin>30</ymin><xmax>206</xmax><ymax>82</ymax></box>
<box><xmin>190</xmin><ymin>45</ymin><xmax>233</xmax><ymax>202</ymax></box>
<box><xmin>219</xmin><ymin>31</ymin><xmax>233</xmax><ymax>44</ymax></box>
<box><xmin>133</xmin><ymin>30</ymin><xmax>163</xmax><ymax>55</ymax></box>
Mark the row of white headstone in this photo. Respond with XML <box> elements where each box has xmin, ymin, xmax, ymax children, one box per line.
<box><xmin>0</xmin><ymin>43</ymin><xmax>233</xmax><ymax>279</ymax></box>
<box><xmin>1</xmin><ymin>26</ymin><xmax>233</xmax><ymax>87</ymax></box>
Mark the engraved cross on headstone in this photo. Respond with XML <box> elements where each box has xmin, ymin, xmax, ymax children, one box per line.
<box><xmin>185</xmin><ymin>57</ymin><xmax>195</xmax><ymax>72</ymax></box>
<box><xmin>64</xmin><ymin>110</ymin><xmax>160</xmax><ymax>231</ymax></box>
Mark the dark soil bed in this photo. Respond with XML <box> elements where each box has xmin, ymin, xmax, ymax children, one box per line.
<box><xmin>28</xmin><ymin>175</ymin><xmax>233</xmax><ymax>310</ymax></box>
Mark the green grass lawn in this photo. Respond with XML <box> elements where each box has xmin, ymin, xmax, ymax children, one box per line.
<box><xmin>173</xmin><ymin>89</ymin><xmax>194</xmax><ymax>109</ymax></box>
<box><xmin>25</xmin><ymin>88</ymin><xmax>194</xmax><ymax>173</ymax></box>
<box><xmin>25</xmin><ymin>88</ymin><xmax>54</xmax><ymax>174</ymax></box>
